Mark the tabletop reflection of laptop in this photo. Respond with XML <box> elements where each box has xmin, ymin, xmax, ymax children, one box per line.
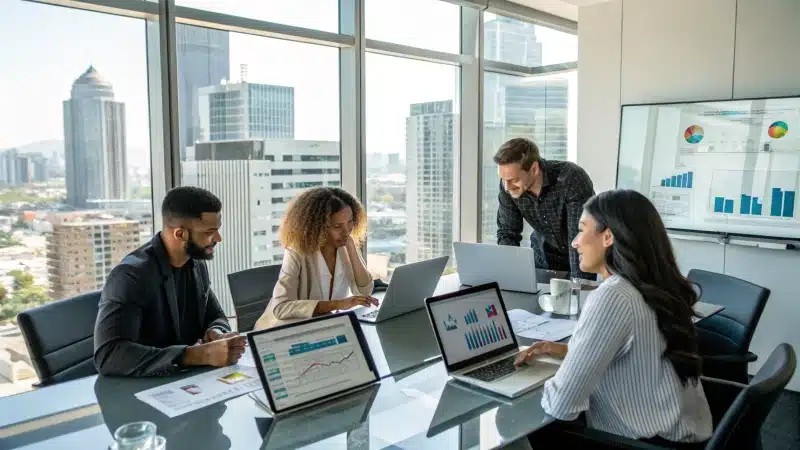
<box><xmin>259</xmin><ymin>384</ymin><xmax>379</xmax><ymax>450</ymax></box>
<box><xmin>453</xmin><ymin>242</ymin><xmax>540</xmax><ymax>294</ymax></box>
<box><xmin>247</xmin><ymin>311</ymin><xmax>380</xmax><ymax>416</ymax></box>
<box><xmin>356</xmin><ymin>256</ymin><xmax>449</xmax><ymax>323</ymax></box>
<box><xmin>425</xmin><ymin>282</ymin><xmax>559</xmax><ymax>398</ymax></box>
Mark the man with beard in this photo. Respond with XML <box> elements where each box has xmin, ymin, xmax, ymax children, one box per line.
<box><xmin>93</xmin><ymin>186</ymin><xmax>246</xmax><ymax>376</ymax></box>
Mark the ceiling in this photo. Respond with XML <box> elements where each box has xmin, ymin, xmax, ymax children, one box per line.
<box><xmin>509</xmin><ymin>0</ymin><xmax>610</xmax><ymax>22</ymax></box>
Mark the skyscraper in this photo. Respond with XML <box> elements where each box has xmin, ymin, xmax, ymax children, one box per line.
<box><xmin>63</xmin><ymin>66</ymin><xmax>127</xmax><ymax>208</ymax></box>
<box><xmin>198</xmin><ymin>82</ymin><xmax>294</xmax><ymax>143</ymax></box>
<box><xmin>406</xmin><ymin>100</ymin><xmax>456</xmax><ymax>265</ymax></box>
<box><xmin>0</xmin><ymin>150</ymin><xmax>47</xmax><ymax>186</ymax></box>
<box><xmin>481</xmin><ymin>18</ymin><xmax>570</xmax><ymax>243</ymax></box>
<box><xmin>183</xmin><ymin>139</ymin><xmax>340</xmax><ymax>315</ymax></box>
<box><xmin>176</xmin><ymin>25</ymin><xmax>230</xmax><ymax>158</ymax></box>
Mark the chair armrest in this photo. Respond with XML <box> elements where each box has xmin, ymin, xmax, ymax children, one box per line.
<box><xmin>703</xmin><ymin>352</ymin><xmax>758</xmax><ymax>364</ymax></box>
<box><xmin>700</xmin><ymin>376</ymin><xmax>746</xmax><ymax>426</ymax></box>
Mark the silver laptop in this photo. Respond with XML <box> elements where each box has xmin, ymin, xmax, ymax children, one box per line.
<box><xmin>453</xmin><ymin>242</ymin><xmax>538</xmax><ymax>294</ymax></box>
<box><xmin>356</xmin><ymin>256</ymin><xmax>449</xmax><ymax>323</ymax></box>
<box><xmin>424</xmin><ymin>282</ymin><xmax>559</xmax><ymax>398</ymax></box>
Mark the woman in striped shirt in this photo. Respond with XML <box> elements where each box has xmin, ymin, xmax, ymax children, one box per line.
<box><xmin>516</xmin><ymin>189</ymin><xmax>713</xmax><ymax>445</ymax></box>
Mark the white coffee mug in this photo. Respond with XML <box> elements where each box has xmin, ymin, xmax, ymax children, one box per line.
<box><xmin>539</xmin><ymin>278</ymin><xmax>572</xmax><ymax>315</ymax></box>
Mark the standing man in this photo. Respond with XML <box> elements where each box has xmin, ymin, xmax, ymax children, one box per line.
<box><xmin>94</xmin><ymin>186</ymin><xmax>246</xmax><ymax>376</ymax></box>
<box><xmin>494</xmin><ymin>137</ymin><xmax>595</xmax><ymax>280</ymax></box>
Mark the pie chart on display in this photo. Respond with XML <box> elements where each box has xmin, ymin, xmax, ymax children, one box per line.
<box><xmin>684</xmin><ymin>125</ymin><xmax>704</xmax><ymax>144</ymax></box>
<box><xmin>768</xmin><ymin>121</ymin><xmax>788</xmax><ymax>139</ymax></box>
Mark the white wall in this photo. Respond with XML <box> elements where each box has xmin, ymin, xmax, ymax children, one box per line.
<box><xmin>578</xmin><ymin>0</ymin><xmax>800</xmax><ymax>390</ymax></box>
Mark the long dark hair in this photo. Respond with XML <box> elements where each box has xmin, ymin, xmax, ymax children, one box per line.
<box><xmin>584</xmin><ymin>189</ymin><xmax>701</xmax><ymax>384</ymax></box>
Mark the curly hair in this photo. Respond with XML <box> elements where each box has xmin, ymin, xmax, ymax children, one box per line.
<box><xmin>279</xmin><ymin>187</ymin><xmax>368</xmax><ymax>256</ymax></box>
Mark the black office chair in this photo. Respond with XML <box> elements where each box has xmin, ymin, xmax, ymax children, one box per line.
<box><xmin>548</xmin><ymin>343</ymin><xmax>796</xmax><ymax>450</ymax></box>
<box><xmin>687</xmin><ymin>269</ymin><xmax>770</xmax><ymax>384</ymax></box>
<box><xmin>17</xmin><ymin>291</ymin><xmax>101</xmax><ymax>386</ymax></box>
<box><xmin>227</xmin><ymin>265</ymin><xmax>281</xmax><ymax>332</ymax></box>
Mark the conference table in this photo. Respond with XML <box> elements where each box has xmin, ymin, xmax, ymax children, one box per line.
<box><xmin>0</xmin><ymin>272</ymin><xmax>723</xmax><ymax>450</ymax></box>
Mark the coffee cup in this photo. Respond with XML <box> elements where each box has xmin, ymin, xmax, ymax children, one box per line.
<box><xmin>539</xmin><ymin>278</ymin><xmax>572</xmax><ymax>315</ymax></box>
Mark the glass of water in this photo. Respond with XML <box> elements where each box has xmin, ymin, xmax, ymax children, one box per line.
<box><xmin>570</xmin><ymin>277</ymin><xmax>582</xmax><ymax>316</ymax></box>
<box><xmin>110</xmin><ymin>421</ymin><xmax>161</xmax><ymax>450</ymax></box>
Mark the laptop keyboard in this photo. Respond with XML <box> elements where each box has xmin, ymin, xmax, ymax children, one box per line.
<box><xmin>361</xmin><ymin>310</ymin><xmax>379</xmax><ymax>319</ymax></box>
<box><xmin>463</xmin><ymin>355</ymin><xmax>517</xmax><ymax>382</ymax></box>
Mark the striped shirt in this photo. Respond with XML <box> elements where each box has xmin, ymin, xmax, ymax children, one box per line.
<box><xmin>541</xmin><ymin>275</ymin><xmax>713</xmax><ymax>442</ymax></box>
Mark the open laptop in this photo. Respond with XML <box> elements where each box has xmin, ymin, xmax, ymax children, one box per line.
<box><xmin>356</xmin><ymin>256</ymin><xmax>449</xmax><ymax>323</ymax></box>
<box><xmin>247</xmin><ymin>311</ymin><xmax>380</xmax><ymax>416</ymax></box>
<box><xmin>424</xmin><ymin>282</ymin><xmax>560</xmax><ymax>398</ymax></box>
<box><xmin>453</xmin><ymin>242</ymin><xmax>539</xmax><ymax>294</ymax></box>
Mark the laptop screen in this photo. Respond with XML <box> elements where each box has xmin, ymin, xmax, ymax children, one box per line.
<box><xmin>429</xmin><ymin>287</ymin><xmax>515</xmax><ymax>366</ymax></box>
<box><xmin>249</xmin><ymin>313</ymin><xmax>378</xmax><ymax>412</ymax></box>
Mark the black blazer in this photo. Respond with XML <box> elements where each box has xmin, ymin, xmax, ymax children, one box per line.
<box><xmin>93</xmin><ymin>233</ymin><xmax>231</xmax><ymax>376</ymax></box>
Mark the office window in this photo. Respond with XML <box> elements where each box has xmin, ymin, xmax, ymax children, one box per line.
<box><xmin>178</xmin><ymin>26</ymin><xmax>340</xmax><ymax>315</ymax></box>
<box><xmin>366</xmin><ymin>0</ymin><xmax>460</xmax><ymax>53</ymax></box>
<box><xmin>0</xmin><ymin>2</ymin><xmax>154</xmax><ymax>396</ymax></box>
<box><xmin>175</xmin><ymin>0</ymin><xmax>340</xmax><ymax>33</ymax></box>
<box><xmin>365</xmin><ymin>54</ymin><xmax>458</xmax><ymax>280</ymax></box>
<box><xmin>483</xmin><ymin>13</ymin><xmax>577</xmax><ymax>67</ymax></box>
<box><xmin>481</xmin><ymin>70</ymin><xmax>577</xmax><ymax>244</ymax></box>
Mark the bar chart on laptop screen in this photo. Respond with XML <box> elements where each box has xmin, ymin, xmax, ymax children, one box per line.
<box><xmin>258</xmin><ymin>320</ymin><xmax>373</xmax><ymax>408</ymax></box>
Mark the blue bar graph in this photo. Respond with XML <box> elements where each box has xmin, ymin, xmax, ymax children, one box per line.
<box><xmin>724</xmin><ymin>199</ymin><xmax>734</xmax><ymax>214</ymax></box>
<box><xmin>464</xmin><ymin>321</ymin><xmax>508</xmax><ymax>351</ymax></box>
<box><xmin>740</xmin><ymin>194</ymin><xmax>751</xmax><ymax>215</ymax></box>
<box><xmin>661</xmin><ymin>171</ymin><xmax>694</xmax><ymax>189</ymax></box>
<box><xmin>714</xmin><ymin>197</ymin><xmax>724</xmax><ymax>213</ymax></box>
<box><xmin>783</xmin><ymin>191</ymin><xmax>795</xmax><ymax>218</ymax></box>
<box><xmin>771</xmin><ymin>188</ymin><xmax>783</xmax><ymax>217</ymax></box>
<box><xmin>770</xmin><ymin>188</ymin><xmax>796</xmax><ymax>218</ymax></box>
<box><xmin>752</xmin><ymin>198</ymin><xmax>763</xmax><ymax>216</ymax></box>
<box><xmin>464</xmin><ymin>309</ymin><xmax>478</xmax><ymax>325</ymax></box>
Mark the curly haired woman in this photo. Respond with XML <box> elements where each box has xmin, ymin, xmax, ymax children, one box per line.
<box><xmin>254</xmin><ymin>187</ymin><xmax>378</xmax><ymax>329</ymax></box>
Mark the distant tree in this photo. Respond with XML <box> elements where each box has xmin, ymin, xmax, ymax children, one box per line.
<box><xmin>0</xmin><ymin>285</ymin><xmax>8</xmax><ymax>302</ymax></box>
<box><xmin>0</xmin><ymin>232</ymin><xmax>20</xmax><ymax>249</ymax></box>
<box><xmin>9</xmin><ymin>270</ymin><xmax>35</xmax><ymax>291</ymax></box>
<box><xmin>11</xmin><ymin>285</ymin><xmax>50</xmax><ymax>305</ymax></box>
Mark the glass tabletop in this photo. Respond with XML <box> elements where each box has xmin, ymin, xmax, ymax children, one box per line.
<box><xmin>3</xmin><ymin>362</ymin><xmax>551</xmax><ymax>450</ymax></box>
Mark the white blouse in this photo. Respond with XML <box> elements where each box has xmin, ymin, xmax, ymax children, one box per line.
<box><xmin>316</xmin><ymin>247</ymin><xmax>352</xmax><ymax>301</ymax></box>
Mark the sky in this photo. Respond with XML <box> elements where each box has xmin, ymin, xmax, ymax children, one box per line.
<box><xmin>0</xmin><ymin>0</ymin><xmax>578</xmax><ymax>169</ymax></box>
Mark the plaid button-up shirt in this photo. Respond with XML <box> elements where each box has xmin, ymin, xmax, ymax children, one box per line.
<box><xmin>496</xmin><ymin>159</ymin><xmax>595</xmax><ymax>280</ymax></box>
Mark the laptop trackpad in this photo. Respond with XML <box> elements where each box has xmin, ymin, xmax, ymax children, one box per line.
<box><xmin>498</xmin><ymin>361</ymin><xmax>559</xmax><ymax>388</ymax></box>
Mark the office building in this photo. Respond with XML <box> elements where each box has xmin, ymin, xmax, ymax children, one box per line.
<box><xmin>0</xmin><ymin>150</ymin><xmax>44</xmax><ymax>186</ymax></box>
<box><xmin>197</xmin><ymin>82</ymin><xmax>294</xmax><ymax>143</ymax></box>
<box><xmin>406</xmin><ymin>100</ymin><xmax>456</xmax><ymax>266</ymax></box>
<box><xmin>176</xmin><ymin>24</ymin><xmax>230</xmax><ymax>158</ymax></box>
<box><xmin>86</xmin><ymin>199</ymin><xmax>154</xmax><ymax>245</ymax></box>
<box><xmin>183</xmin><ymin>139</ymin><xmax>340</xmax><ymax>315</ymax></box>
<box><xmin>62</xmin><ymin>66</ymin><xmax>128</xmax><ymax>208</ymax></box>
<box><xmin>46</xmin><ymin>213</ymin><xmax>141</xmax><ymax>300</ymax></box>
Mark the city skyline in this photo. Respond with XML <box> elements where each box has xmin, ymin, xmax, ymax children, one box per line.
<box><xmin>0</xmin><ymin>1</ymin><xmax>577</xmax><ymax>161</ymax></box>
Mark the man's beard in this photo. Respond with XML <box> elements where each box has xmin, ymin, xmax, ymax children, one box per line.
<box><xmin>186</xmin><ymin>231</ymin><xmax>215</xmax><ymax>260</ymax></box>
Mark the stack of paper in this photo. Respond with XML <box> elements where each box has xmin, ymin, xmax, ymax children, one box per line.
<box><xmin>507</xmin><ymin>309</ymin><xmax>577</xmax><ymax>342</ymax></box>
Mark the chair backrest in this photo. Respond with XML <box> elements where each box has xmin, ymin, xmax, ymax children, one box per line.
<box><xmin>17</xmin><ymin>291</ymin><xmax>101</xmax><ymax>386</ymax></box>
<box><xmin>227</xmin><ymin>264</ymin><xmax>281</xmax><ymax>332</ymax></box>
<box><xmin>706</xmin><ymin>343</ymin><xmax>796</xmax><ymax>450</ymax></box>
<box><xmin>687</xmin><ymin>269</ymin><xmax>769</xmax><ymax>355</ymax></box>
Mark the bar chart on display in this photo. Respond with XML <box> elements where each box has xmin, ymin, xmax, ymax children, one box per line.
<box><xmin>616</xmin><ymin>96</ymin><xmax>800</xmax><ymax>240</ymax></box>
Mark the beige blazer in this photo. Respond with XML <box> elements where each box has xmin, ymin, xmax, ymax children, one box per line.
<box><xmin>254</xmin><ymin>247</ymin><xmax>374</xmax><ymax>330</ymax></box>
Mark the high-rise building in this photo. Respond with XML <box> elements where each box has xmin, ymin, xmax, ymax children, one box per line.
<box><xmin>0</xmin><ymin>150</ymin><xmax>49</xmax><ymax>186</ymax></box>
<box><xmin>406</xmin><ymin>100</ymin><xmax>456</xmax><ymax>266</ymax></box>
<box><xmin>63</xmin><ymin>66</ymin><xmax>128</xmax><ymax>208</ymax></box>
<box><xmin>197</xmin><ymin>82</ymin><xmax>294</xmax><ymax>143</ymax></box>
<box><xmin>183</xmin><ymin>139</ymin><xmax>340</xmax><ymax>314</ymax></box>
<box><xmin>176</xmin><ymin>24</ymin><xmax>230</xmax><ymax>158</ymax></box>
<box><xmin>481</xmin><ymin>18</ymin><xmax>569</xmax><ymax>243</ymax></box>
<box><xmin>47</xmin><ymin>213</ymin><xmax>141</xmax><ymax>300</ymax></box>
